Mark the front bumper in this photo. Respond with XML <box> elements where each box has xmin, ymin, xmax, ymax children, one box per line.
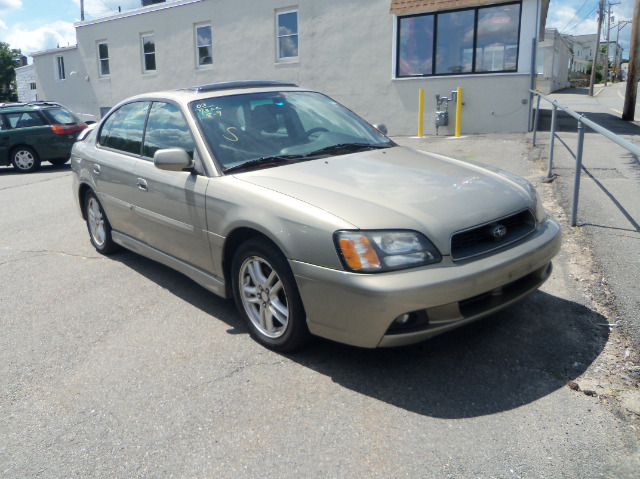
<box><xmin>291</xmin><ymin>217</ymin><xmax>561</xmax><ymax>348</ymax></box>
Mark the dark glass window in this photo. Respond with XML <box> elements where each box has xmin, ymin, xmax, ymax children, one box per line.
<box><xmin>98</xmin><ymin>43</ymin><xmax>110</xmax><ymax>76</ymax></box>
<box><xmin>99</xmin><ymin>101</ymin><xmax>150</xmax><ymax>155</ymax></box>
<box><xmin>435</xmin><ymin>10</ymin><xmax>475</xmax><ymax>74</ymax></box>
<box><xmin>142</xmin><ymin>34</ymin><xmax>156</xmax><ymax>72</ymax></box>
<box><xmin>6</xmin><ymin>112</ymin><xmax>46</xmax><ymax>128</ymax></box>
<box><xmin>143</xmin><ymin>102</ymin><xmax>195</xmax><ymax>159</ymax></box>
<box><xmin>396</xmin><ymin>2</ymin><xmax>521</xmax><ymax>77</ymax></box>
<box><xmin>475</xmin><ymin>4</ymin><xmax>520</xmax><ymax>72</ymax></box>
<box><xmin>398</xmin><ymin>15</ymin><xmax>434</xmax><ymax>77</ymax></box>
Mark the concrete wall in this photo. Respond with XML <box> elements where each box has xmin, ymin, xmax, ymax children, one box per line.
<box><xmin>32</xmin><ymin>0</ymin><xmax>545</xmax><ymax>136</ymax></box>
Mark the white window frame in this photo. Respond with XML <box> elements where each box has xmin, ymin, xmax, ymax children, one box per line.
<box><xmin>97</xmin><ymin>42</ymin><xmax>110</xmax><ymax>77</ymax></box>
<box><xmin>141</xmin><ymin>33</ymin><xmax>156</xmax><ymax>73</ymax></box>
<box><xmin>276</xmin><ymin>8</ymin><xmax>298</xmax><ymax>62</ymax></box>
<box><xmin>55</xmin><ymin>55</ymin><xmax>65</xmax><ymax>81</ymax></box>
<box><xmin>195</xmin><ymin>23</ymin><xmax>213</xmax><ymax>68</ymax></box>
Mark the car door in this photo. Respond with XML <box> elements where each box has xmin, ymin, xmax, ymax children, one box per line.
<box><xmin>91</xmin><ymin>101</ymin><xmax>151</xmax><ymax>238</ymax></box>
<box><xmin>130</xmin><ymin>101</ymin><xmax>214</xmax><ymax>273</ymax></box>
<box><xmin>0</xmin><ymin>115</ymin><xmax>9</xmax><ymax>165</ymax></box>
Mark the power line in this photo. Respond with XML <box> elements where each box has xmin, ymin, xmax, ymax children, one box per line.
<box><xmin>560</xmin><ymin>0</ymin><xmax>594</xmax><ymax>31</ymax></box>
<box><xmin>564</xmin><ymin>5</ymin><xmax>600</xmax><ymax>32</ymax></box>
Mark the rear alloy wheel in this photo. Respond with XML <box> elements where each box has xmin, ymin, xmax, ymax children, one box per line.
<box><xmin>84</xmin><ymin>190</ymin><xmax>117</xmax><ymax>255</ymax></box>
<box><xmin>11</xmin><ymin>147</ymin><xmax>41</xmax><ymax>173</ymax></box>
<box><xmin>232</xmin><ymin>238</ymin><xmax>310</xmax><ymax>351</ymax></box>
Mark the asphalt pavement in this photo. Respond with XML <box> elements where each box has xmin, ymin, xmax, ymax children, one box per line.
<box><xmin>1</xmin><ymin>101</ymin><xmax>640</xmax><ymax>477</ymax></box>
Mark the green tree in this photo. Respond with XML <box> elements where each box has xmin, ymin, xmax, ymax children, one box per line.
<box><xmin>0</xmin><ymin>42</ymin><xmax>23</xmax><ymax>102</ymax></box>
<box><xmin>586</xmin><ymin>62</ymin><xmax>603</xmax><ymax>83</ymax></box>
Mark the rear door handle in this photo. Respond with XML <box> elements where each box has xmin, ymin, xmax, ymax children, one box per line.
<box><xmin>93</xmin><ymin>164</ymin><xmax>101</xmax><ymax>175</ymax></box>
<box><xmin>137</xmin><ymin>178</ymin><xmax>148</xmax><ymax>191</ymax></box>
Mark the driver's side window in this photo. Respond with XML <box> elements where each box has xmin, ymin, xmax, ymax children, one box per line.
<box><xmin>143</xmin><ymin>102</ymin><xmax>195</xmax><ymax>159</ymax></box>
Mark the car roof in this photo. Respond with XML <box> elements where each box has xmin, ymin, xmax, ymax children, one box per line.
<box><xmin>0</xmin><ymin>101</ymin><xmax>63</xmax><ymax>113</ymax></box>
<box><xmin>115</xmin><ymin>81</ymin><xmax>306</xmax><ymax>106</ymax></box>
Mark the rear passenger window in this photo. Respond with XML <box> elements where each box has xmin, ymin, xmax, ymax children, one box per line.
<box><xmin>99</xmin><ymin>101</ymin><xmax>150</xmax><ymax>155</ymax></box>
<box><xmin>5</xmin><ymin>112</ymin><xmax>46</xmax><ymax>129</ymax></box>
<box><xmin>143</xmin><ymin>102</ymin><xmax>195</xmax><ymax>159</ymax></box>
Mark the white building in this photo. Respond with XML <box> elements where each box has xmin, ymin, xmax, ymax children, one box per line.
<box><xmin>14</xmin><ymin>64</ymin><xmax>37</xmax><ymax>102</ymax></box>
<box><xmin>535</xmin><ymin>29</ymin><xmax>571</xmax><ymax>94</ymax></box>
<box><xmin>31</xmin><ymin>0</ymin><xmax>549</xmax><ymax>136</ymax></box>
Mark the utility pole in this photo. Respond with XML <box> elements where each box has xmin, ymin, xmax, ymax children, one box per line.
<box><xmin>623</xmin><ymin>0</ymin><xmax>640</xmax><ymax>120</ymax></box>
<box><xmin>590</xmin><ymin>0</ymin><xmax>605</xmax><ymax>96</ymax></box>
<box><xmin>605</xmin><ymin>2</ymin><xmax>622</xmax><ymax>86</ymax></box>
<box><xmin>80</xmin><ymin>0</ymin><xmax>85</xmax><ymax>21</ymax></box>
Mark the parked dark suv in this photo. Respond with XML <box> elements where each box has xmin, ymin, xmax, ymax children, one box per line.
<box><xmin>0</xmin><ymin>102</ymin><xmax>87</xmax><ymax>173</ymax></box>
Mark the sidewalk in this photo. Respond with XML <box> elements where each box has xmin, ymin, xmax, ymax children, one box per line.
<box><xmin>392</xmin><ymin>95</ymin><xmax>640</xmax><ymax>351</ymax></box>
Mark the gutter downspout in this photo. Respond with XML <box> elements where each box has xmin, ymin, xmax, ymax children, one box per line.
<box><xmin>529</xmin><ymin>0</ymin><xmax>542</xmax><ymax>131</ymax></box>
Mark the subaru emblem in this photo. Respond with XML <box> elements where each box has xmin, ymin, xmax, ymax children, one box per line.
<box><xmin>491</xmin><ymin>224</ymin><xmax>507</xmax><ymax>241</ymax></box>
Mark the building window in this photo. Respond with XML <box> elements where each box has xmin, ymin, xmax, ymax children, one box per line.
<box><xmin>141</xmin><ymin>34</ymin><xmax>156</xmax><ymax>72</ymax></box>
<box><xmin>195</xmin><ymin>24</ymin><xmax>212</xmax><ymax>67</ymax></box>
<box><xmin>396</xmin><ymin>2</ymin><xmax>521</xmax><ymax>77</ymax></box>
<box><xmin>55</xmin><ymin>55</ymin><xmax>65</xmax><ymax>81</ymax></box>
<box><xmin>277</xmin><ymin>8</ymin><xmax>298</xmax><ymax>61</ymax></box>
<box><xmin>98</xmin><ymin>42</ymin><xmax>110</xmax><ymax>76</ymax></box>
<box><xmin>29</xmin><ymin>82</ymin><xmax>36</xmax><ymax>90</ymax></box>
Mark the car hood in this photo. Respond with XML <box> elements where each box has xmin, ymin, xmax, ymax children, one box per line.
<box><xmin>234</xmin><ymin>146</ymin><xmax>534</xmax><ymax>252</ymax></box>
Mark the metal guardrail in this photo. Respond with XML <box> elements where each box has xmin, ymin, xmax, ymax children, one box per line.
<box><xmin>530</xmin><ymin>90</ymin><xmax>640</xmax><ymax>227</ymax></box>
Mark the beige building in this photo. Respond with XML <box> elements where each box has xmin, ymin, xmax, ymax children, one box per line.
<box><xmin>31</xmin><ymin>0</ymin><xmax>549</xmax><ymax>136</ymax></box>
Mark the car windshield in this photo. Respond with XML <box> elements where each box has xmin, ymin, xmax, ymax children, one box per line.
<box><xmin>190</xmin><ymin>91</ymin><xmax>392</xmax><ymax>172</ymax></box>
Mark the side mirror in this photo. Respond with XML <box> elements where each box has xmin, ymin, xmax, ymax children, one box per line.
<box><xmin>154</xmin><ymin>148</ymin><xmax>193</xmax><ymax>171</ymax></box>
<box><xmin>373</xmin><ymin>123</ymin><xmax>388</xmax><ymax>135</ymax></box>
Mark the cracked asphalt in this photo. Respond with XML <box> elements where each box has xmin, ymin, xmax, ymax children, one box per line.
<box><xmin>1</xmin><ymin>154</ymin><xmax>639</xmax><ymax>478</ymax></box>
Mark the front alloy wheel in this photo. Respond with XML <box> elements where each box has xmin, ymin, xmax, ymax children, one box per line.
<box><xmin>232</xmin><ymin>238</ymin><xmax>310</xmax><ymax>351</ymax></box>
<box><xmin>84</xmin><ymin>190</ymin><xmax>117</xmax><ymax>254</ymax></box>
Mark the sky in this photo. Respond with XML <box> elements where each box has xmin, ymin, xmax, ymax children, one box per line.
<box><xmin>0</xmin><ymin>0</ymin><xmax>637</xmax><ymax>59</ymax></box>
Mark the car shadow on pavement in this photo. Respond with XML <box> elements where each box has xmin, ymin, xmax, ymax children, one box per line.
<box><xmin>113</xmin><ymin>251</ymin><xmax>609</xmax><ymax>420</ymax></box>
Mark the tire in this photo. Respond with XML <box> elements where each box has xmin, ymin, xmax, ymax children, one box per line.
<box><xmin>11</xmin><ymin>146</ymin><xmax>41</xmax><ymax>173</ymax></box>
<box><xmin>231</xmin><ymin>237</ymin><xmax>310</xmax><ymax>351</ymax></box>
<box><xmin>84</xmin><ymin>190</ymin><xmax>118</xmax><ymax>255</ymax></box>
<box><xmin>49</xmin><ymin>158</ymin><xmax>69</xmax><ymax>167</ymax></box>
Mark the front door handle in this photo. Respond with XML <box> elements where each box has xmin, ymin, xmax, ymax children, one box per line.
<box><xmin>137</xmin><ymin>178</ymin><xmax>148</xmax><ymax>191</ymax></box>
<box><xmin>93</xmin><ymin>164</ymin><xmax>101</xmax><ymax>175</ymax></box>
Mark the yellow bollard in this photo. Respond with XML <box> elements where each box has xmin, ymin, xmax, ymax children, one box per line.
<box><xmin>455</xmin><ymin>87</ymin><xmax>462</xmax><ymax>137</ymax></box>
<box><xmin>418</xmin><ymin>88</ymin><xmax>424</xmax><ymax>137</ymax></box>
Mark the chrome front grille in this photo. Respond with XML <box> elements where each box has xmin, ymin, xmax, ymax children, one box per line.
<box><xmin>450</xmin><ymin>209</ymin><xmax>536</xmax><ymax>261</ymax></box>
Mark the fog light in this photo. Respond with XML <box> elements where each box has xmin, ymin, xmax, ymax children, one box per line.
<box><xmin>394</xmin><ymin>313</ymin><xmax>414</xmax><ymax>326</ymax></box>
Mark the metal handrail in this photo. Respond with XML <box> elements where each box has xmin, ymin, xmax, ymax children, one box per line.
<box><xmin>530</xmin><ymin>90</ymin><xmax>640</xmax><ymax>226</ymax></box>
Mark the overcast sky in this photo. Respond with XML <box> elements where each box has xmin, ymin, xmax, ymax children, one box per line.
<box><xmin>0</xmin><ymin>0</ymin><xmax>637</xmax><ymax>59</ymax></box>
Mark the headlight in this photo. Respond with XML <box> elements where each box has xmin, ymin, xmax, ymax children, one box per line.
<box><xmin>534</xmin><ymin>189</ymin><xmax>547</xmax><ymax>224</ymax></box>
<box><xmin>334</xmin><ymin>230</ymin><xmax>442</xmax><ymax>272</ymax></box>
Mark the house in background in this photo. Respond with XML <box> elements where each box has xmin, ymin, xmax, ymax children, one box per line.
<box><xmin>563</xmin><ymin>33</ymin><xmax>623</xmax><ymax>84</ymax></box>
<box><xmin>535</xmin><ymin>28</ymin><xmax>571</xmax><ymax>94</ymax></box>
<box><xmin>31</xmin><ymin>0</ymin><xmax>549</xmax><ymax>136</ymax></box>
<box><xmin>15</xmin><ymin>64</ymin><xmax>37</xmax><ymax>102</ymax></box>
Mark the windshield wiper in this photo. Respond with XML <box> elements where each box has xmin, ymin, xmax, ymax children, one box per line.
<box><xmin>304</xmin><ymin>142</ymin><xmax>392</xmax><ymax>158</ymax></box>
<box><xmin>223</xmin><ymin>154</ymin><xmax>305</xmax><ymax>174</ymax></box>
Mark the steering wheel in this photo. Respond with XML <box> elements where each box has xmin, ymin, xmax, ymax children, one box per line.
<box><xmin>301</xmin><ymin>127</ymin><xmax>329</xmax><ymax>140</ymax></box>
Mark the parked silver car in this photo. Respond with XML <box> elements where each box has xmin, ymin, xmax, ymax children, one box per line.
<box><xmin>71</xmin><ymin>81</ymin><xmax>561</xmax><ymax>351</ymax></box>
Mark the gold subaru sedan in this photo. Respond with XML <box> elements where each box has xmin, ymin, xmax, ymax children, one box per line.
<box><xmin>71</xmin><ymin>81</ymin><xmax>561</xmax><ymax>351</ymax></box>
